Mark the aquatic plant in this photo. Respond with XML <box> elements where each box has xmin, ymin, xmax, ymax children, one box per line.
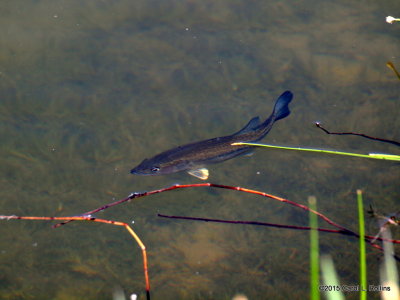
<box><xmin>2</xmin><ymin>182</ymin><xmax>399</xmax><ymax>299</ymax></box>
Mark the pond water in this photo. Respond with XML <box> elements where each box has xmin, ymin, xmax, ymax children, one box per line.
<box><xmin>0</xmin><ymin>0</ymin><xmax>399</xmax><ymax>299</ymax></box>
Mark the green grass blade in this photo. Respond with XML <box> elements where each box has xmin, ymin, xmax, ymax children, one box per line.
<box><xmin>309</xmin><ymin>196</ymin><xmax>320</xmax><ymax>300</ymax></box>
<box><xmin>231</xmin><ymin>143</ymin><xmax>400</xmax><ymax>161</ymax></box>
<box><xmin>367</xmin><ymin>153</ymin><xmax>400</xmax><ymax>161</ymax></box>
<box><xmin>379</xmin><ymin>229</ymin><xmax>400</xmax><ymax>300</ymax></box>
<box><xmin>357</xmin><ymin>189</ymin><xmax>367</xmax><ymax>300</ymax></box>
<box><xmin>320</xmin><ymin>255</ymin><xmax>345</xmax><ymax>300</ymax></box>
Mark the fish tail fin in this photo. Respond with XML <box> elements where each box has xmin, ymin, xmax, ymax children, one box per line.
<box><xmin>272</xmin><ymin>90</ymin><xmax>293</xmax><ymax>121</ymax></box>
<box><xmin>252</xmin><ymin>91</ymin><xmax>293</xmax><ymax>141</ymax></box>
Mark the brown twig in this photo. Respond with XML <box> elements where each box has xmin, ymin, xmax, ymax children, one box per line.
<box><xmin>0</xmin><ymin>215</ymin><xmax>151</xmax><ymax>300</ymax></box>
<box><xmin>315</xmin><ymin>122</ymin><xmax>400</xmax><ymax>147</ymax></box>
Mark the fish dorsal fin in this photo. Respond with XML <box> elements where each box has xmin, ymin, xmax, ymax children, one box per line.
<box><xmin>233</xmin><ymin>116</ymin><xmax>260</xmax><ymax>136</ymax></box>
<box><xmin>188</xmin><ymin>168</ymin><xmax>209</xmax><ymax>180</ymax></box>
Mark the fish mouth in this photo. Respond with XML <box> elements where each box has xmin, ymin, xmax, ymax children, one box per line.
<box><xmin>130</xmin><ymin>168</ymin><xmax>142</xmax><ymax>174</ymax></box>
<box><xmin>130</xmin><ymin>168</ymin><xmax>152</xmax><ymax>175</ymax></box>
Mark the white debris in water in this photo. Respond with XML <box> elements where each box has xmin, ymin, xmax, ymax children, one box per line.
<box><xmin>232</xmin><ymin>294</ymin><xmax>248</xmax><ymax>300</ymax></box>
<box><xmin>130</xmin><ymin>294</ymin><xmax>137</xmax><ymax>300</ymax></box>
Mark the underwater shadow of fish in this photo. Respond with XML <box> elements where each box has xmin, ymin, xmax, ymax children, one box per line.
<box><xmin>131</xmin><ymin>91</ymin><xmax>293</xmax><ymax>180</ymax></box>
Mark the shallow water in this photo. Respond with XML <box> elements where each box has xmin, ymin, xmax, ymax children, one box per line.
<box><xmin>0</xmin><ymin>0</ymin><xmax>399</xmax><ymax>299</ymax></box>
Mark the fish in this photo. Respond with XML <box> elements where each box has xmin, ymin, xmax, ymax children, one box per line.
<box><xmin>130</xmin><ymin>90</ymin><xmax>293</xmax><ymax>180</ymax></box>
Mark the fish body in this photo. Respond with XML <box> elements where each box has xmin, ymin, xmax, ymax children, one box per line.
<box><xmin>130</xmin><ymin>91</ymin><xmax>293</xmax><ymax>179</ymax></box>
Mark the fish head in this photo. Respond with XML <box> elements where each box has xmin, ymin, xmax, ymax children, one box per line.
<box><xmin>130</xmin><ymin>158</ymin><xmax>159</xmax><ymax>175</ymax></box>
<box><xmin>130</xmin><ymin>156</ymin><xmax>189</xmax><ymax>176</ymax></box>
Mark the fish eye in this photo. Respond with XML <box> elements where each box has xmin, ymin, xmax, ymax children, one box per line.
<box><xmin>151</xmin><ymin>166</ymin><xmax>160</xmax><ymax>172</ymax></box>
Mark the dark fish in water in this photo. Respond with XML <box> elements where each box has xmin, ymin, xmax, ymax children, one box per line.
<box><xmin>131</xmin><ymin>91</ymin><xmax>293</xmax><ymax>179</ymax></box>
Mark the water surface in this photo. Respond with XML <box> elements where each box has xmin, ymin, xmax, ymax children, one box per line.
<box><xmin>0</xmin><ymin>0</ymin><xmax>399</xmax><ymax>299</ymax></box>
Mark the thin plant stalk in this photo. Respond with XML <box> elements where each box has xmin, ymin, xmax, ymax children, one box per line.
<box><xmin>0</xmin><ymin>215</ymin><xmax>151</xmax><ymax>300</ymax></box>
<box><xmin>357</xmin><ymin>190</ymin><xmax>367</xmax><ymax>300</ymax></box>
<box><xmin>55</xmin><ymin>183</ymin><xmax>357</xmax><ymax>233</ymax></box>
<box><xmin>157</xmin><ymin>214</ymin><xmax>400</xmax><ymax>245</ymax></box>
<box><xmin>309</xmin><ymin>196</ymin><xmax>320</xmax><ymax>300</ymax></box>
<box><xmin>231</xmin><ymin>142</ymin><xmax>400</xmax><ymax>161</ymax></box>
<box><xmin>315</xmin><ymin>122</ymin><xmax>400</xmax><ymax>147</ymax></box>
<box><xmin>387</xmin><ymin>61</ymin><xmax>400</xmax><ymax>80</ymax></box>
<box><xmin>55</xmin><ymin>183</ymin><xmax>397</xmax><ymax>256</ymax></box>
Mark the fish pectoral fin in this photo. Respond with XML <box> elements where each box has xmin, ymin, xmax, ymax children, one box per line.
<box><xmin>188</xmin><ymin>168</ymin><xmax>209</xmax><ymax>180</ymax></box>
<box><xmin>243</xmin><ymin>151</ymin><xmax>254</xmax><ymax>157</ymax></box>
